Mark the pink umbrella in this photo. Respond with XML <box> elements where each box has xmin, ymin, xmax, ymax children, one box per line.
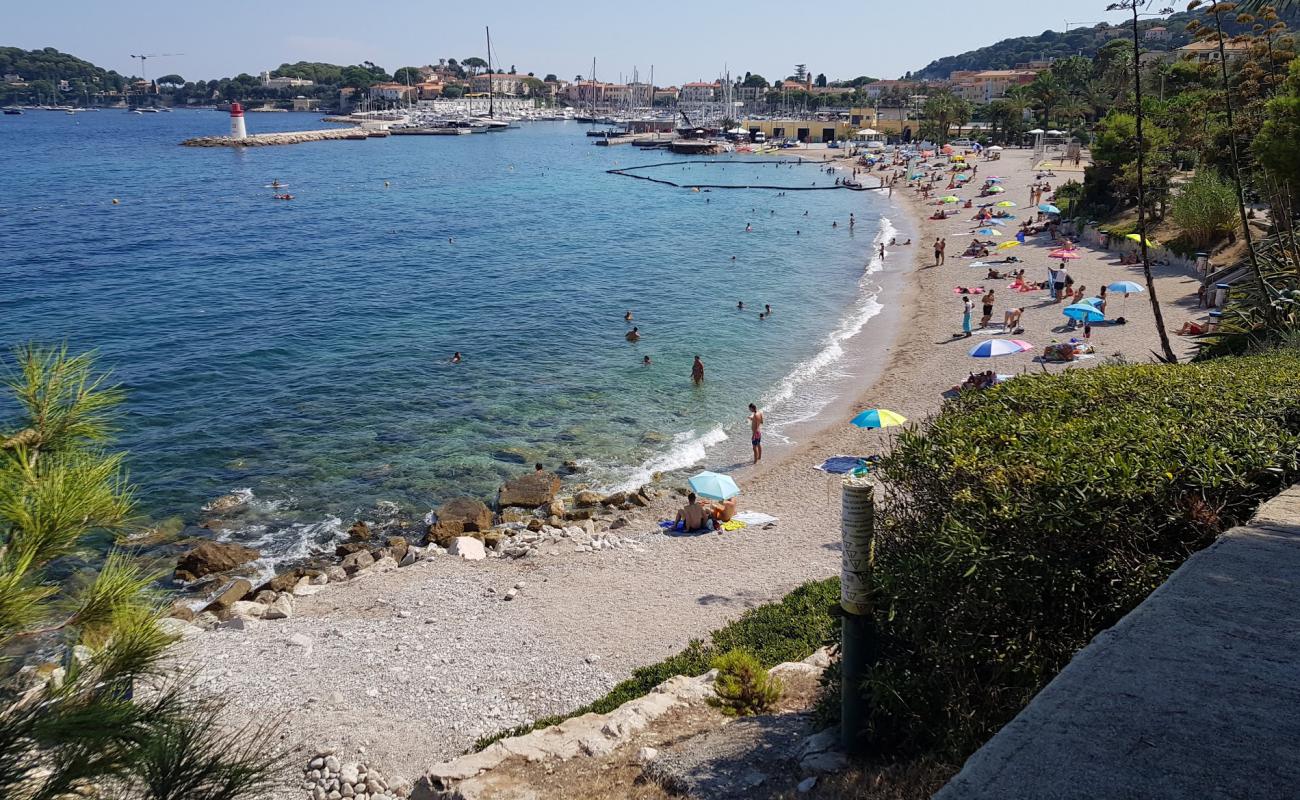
<box><xmin>1050</xmin><ymin>249</ymin><xmax>1082</xmax><ymax>260</ymax></box>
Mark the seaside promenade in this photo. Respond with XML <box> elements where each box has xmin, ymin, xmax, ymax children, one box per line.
<box><xmin>172</xmin><ymin>146</ymin><xmax>1209</xmax><ymax>797</ymax></box>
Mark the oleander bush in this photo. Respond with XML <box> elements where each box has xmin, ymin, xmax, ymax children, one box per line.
<box><xmin>709</xmin><ymin>649</ymin><xmax>783</xmax><ymax>717</ymax></box>
<box><xmin>862</xmin><ymin>348</ymin><xmax>1300</xmax><ymax>758</ymax></box>
<box><xmin>474</xmin><ymin>577</ymin><xmax>839</xmax><ymax>750</ymax></box>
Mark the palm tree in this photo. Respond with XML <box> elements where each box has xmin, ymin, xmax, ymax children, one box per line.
<box><xmin>1109</xmin><ymin>0</ymin><xmax>1179</xmax><ymax>363</ymax></box>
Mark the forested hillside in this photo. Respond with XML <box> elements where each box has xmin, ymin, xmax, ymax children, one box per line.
<box><xmin>911</xmin><ymin>9</ymin><xmax>1298</xmax><ymax>79</ymax></box>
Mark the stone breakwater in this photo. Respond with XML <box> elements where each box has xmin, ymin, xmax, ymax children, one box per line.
<box><xmin>181</xmin><ymin>129</ymin><xmax>374</xmax><ymax>147</ymax></box>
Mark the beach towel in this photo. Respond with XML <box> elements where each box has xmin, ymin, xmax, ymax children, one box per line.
<box><xmin>815</xmin><ymin>455</ymin><xmax>872</xmax><ymax>474</ymax></box>
<box><xmin>952</xmin><ymin>287</ymin><xmax>985</xmax><ymax>295</ymax></box>
<box><xmin>721</xmin><ymin>519</ymin><xmax>747</xmax><ymax>532</ymax></box>
<box><xmin>733</xmin><ymin>511</ymin><xmax>778</xmax><ymax>526</ymax></box>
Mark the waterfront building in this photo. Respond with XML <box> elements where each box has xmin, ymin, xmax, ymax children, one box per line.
<box><xmin>261</xmin><ymin>71</ymin><xmax>315</xmax><ymax>89</ymax></box>
<box><xmin>368</xmin><ymin>82</ymin><xmax>417</xmax><ymax>103</ymax></box>
<box><xmin>680</xmin><ymin>81</ymin><xmax>721</xmax><ymax>103</ymax></box>
<box><xmin>470</xmin><ymin>72</ymin><xmax>531</xmax><ymax>97</ymax></box>
<box><xmin>949</xmin><ymin>69</ymin><xmax>1039</xmax><ymax>103</ymax></box>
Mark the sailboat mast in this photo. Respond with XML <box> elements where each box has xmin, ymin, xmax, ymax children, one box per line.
<box><xmin>486</xmin><ymin>26</ymin><xmax>494</xmax><ymax>118</ymax></box>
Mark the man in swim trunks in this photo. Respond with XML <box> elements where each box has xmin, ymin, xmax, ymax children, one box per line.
<box><xmin>626</xmin><ymin>327</ymin><xmax>641</xmax><ymax>342</ymax></box>
<box><xmin>674</xmin><ymin>492</ymin><xmax>714</xmax><ymax>531</ymax></box>
<box><xmin>691</xmin><ymin>355</ymin><xmax>704</xmax><ymax>385</ymax></box>
<box><xmin>749</xmin><ymin>403</ymin><xmax>764</xmax><ymax>463</ymax></box>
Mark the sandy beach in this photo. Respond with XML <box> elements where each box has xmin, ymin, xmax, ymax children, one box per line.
<box><xmin>173</xmin><ymin>145</ymin><xmax>1204</xmax><ymax>795</ymax></box>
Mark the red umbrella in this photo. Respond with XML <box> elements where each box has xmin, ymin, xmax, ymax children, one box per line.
<box><xmin>1050</xmin><ymin>249</ymin><xmax>1082</xmax><ymax>260</ymax></box>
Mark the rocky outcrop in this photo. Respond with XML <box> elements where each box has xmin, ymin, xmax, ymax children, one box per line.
<box><xmin>175</xmin><ymin>541</ymin><xmax>260</xmax><ymax>580</ymax></box>
<box><xmin>498</xmin><ymin>472</ymin><xmax>561</xmax><ymax>508</ymax></box>
<box><xmin>448</xmin><ymin>537</ymin><xmax>486</xmax><ymax>561</ymax></box>
<box><xmin>427</xmin><ymin>498</ymin><xmax>494</xmax><ymax>546</ymax></box>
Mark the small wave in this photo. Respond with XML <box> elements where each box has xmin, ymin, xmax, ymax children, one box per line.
<box><xmin>758</xmin><ymin>216</ymin><xmax>895</xmax><ymax>426</ymax></box>
<box><xmin>201</xmin><ymin>487</ymin><xmax>254</xmax><ymax>512</ymax></box>
<box><xmin>610</xmin><ymin>426</ymin><xmax>728</xmax><ymax>491</ymax></box>
<box><xmin>215</xmin><ymin>515</ymin><xmax>345</xmax><ymax>584</ymax></box>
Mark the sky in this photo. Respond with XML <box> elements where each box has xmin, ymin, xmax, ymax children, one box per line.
<box><xmin>10</xmin><ymin>0</ymin><xmax>1139</xmax><ymax>85</ymax></box>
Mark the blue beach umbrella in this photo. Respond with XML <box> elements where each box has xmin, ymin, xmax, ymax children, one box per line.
<box><xmin>976</xmin><ymin>228</ymin><xmax>1001</xmax><ymax>236</ymax></box>
<box><xmin>688</xmin><ymin>471</ymin><xmax>740</xmax><ymax>501</ymax></box>
<box><xmin>1038</xmin><ymin>203</ymin><xmax>1061</xmax><ymax>214</ymax></box>
<box><xmin>850</xmin><ymin>408</ymin><xmax>908</xmax><ymax>429</ymax></box>
<box><xmin>1063</xmin><ymin>303</ymin><xmax>1105</xmax><ymax>323</ymax></box>
<box><xmin>969</xmin><ymin>339</ymin><xmax>1033</xmax><ymax>358</ymax></box>
<box><xmin>1083</xmin><ymin>297</ymin><xmax>1104</xmax><ymax>308</ymax></box>
<box><xmin>1107</xmin><ymin>280</ymin><xmax>1145</xmax><ymax>294</ymax></box>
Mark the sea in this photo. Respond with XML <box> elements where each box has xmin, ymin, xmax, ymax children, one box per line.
<box><xmin>0</xmin><ymin>109</ymin><xmax>897</xmax><ymax>567</ymax></box>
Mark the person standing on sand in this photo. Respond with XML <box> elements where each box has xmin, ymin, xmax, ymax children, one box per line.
<box><xmin>748</xmin><ymin>403</ymin><xmax>764</xmax><ymax>464</ymax></box>
<box><xmin>879</xmin><ymin>243</ymin><xmax>886</xmax><ymax>260</ymax></box>
<box><xmin>691</xmin><ymin>355</ymin><xmax>705</xmax><ymax>385</ymax></box>
<box><xmin>961</xmin><ymin>296</ymin><xmax>973</xmax><ymax>337</ymax></box>
<box><xmin>939</xmin><ymin>238</ymin><xmax>947</xmax><ymax>265</ymax></box>
<box><xmin>934</xmin><ymin>238</ymin><xmax>942</xmax><ymax>266</ymax></box>
<box><xmin>980</xmin><ymin>290</ymin><xmax>996</xmax><ymax>328</ymax></box>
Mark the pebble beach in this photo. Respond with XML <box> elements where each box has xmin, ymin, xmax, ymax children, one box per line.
<box><xmin>169</xmin><ymin>145</ymin><xmax>1206</xmax><ymax>797</ymax></box>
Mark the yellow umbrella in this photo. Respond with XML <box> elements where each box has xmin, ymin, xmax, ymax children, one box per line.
<box><xmin>1126</xmin><ymin>233</ymin><xmax>1159</xmax><ymax>246</ymax></box>
<box><xmin>951</xmin><ymin>155</ymin><xmax>966</xmax><ymax>162</ymax></box>
<box><xmin>995</xmin><ymin>201</ymin><xmax>1017</xmax><ymax>208</ymax></box>
<box><xmin>996</xmin><ymin>241</ymin><xmax>1020</xmax><ymax>250</ymax></box>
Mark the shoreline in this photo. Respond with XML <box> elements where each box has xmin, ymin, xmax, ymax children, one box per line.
<box><xmin>169</xmin><ymin>146</ymin><xmax>1206</xmax><ymax>798</ymax></box>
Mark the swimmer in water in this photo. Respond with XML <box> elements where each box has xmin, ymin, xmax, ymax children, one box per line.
<box><xmin>448</xmin><ymin>237</ymin><xmax>454</xmax><ymax>244</ymax></box>
<box><xmin>764</xmin><ymin>304</ymin><xmax>772</xmax><ymax>315</ymax></box>
<box><xmin>625</xmin><ymin>310</ymin><xmax>633</xmax><ymax>322</ymax></box>
<box><xmin>384</xmin><ymin>180</ymin><xmax>390</xmax><ymax>187</ymax></box>
<box><xmin>745</xmin><ymin>223</ymin><xmax>752</xmax><ymax>232</ymax></box>
<box><xmin>626</xmin><ymin>327</ymin><xmax>641</xmax><ymax>342</ymax></box>
<box><xmin>832</xmin><ymin>221</ymin><xmax>838</xmax><ymax>228</ymax></box>
<box><xmin>737</xmin><ymin>301</ymin><xmax>745</xmax><ymax>311</ymax></box>
<box><xmin>643</xmin><ymin>355</ymin><xmax>651</xmax><ymax>366</ymax></box>
<box><xmin>796</xmin><ymin>230</ymin><xmax>801</xmax><ymax>235</ymax></box>
<box><xmin>759</xmin><ymin>312</ymin><xmax>766</xmax><ymax>320</ymax></box>
<box><xmin>451</xmin><ymin>352</ymin><xmax>462</xmax><ymax>364</ymax></box>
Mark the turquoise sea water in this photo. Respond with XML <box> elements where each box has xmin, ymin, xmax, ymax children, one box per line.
<box><xmin>0</xmin><ymin>110</ymin><xmax>892</xmax><ymax>563</ymax></box>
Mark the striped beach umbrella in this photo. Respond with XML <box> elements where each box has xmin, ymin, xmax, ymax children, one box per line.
<box><xmin>976</xmin><ymin>228</ymin><xmax>1002</xmax><ymax>236</ymax></box>
<box><xmin>849</xmin><ymin>408</ymin><xmax>908</xmax><ymax>429</ymax></box>
<box><xmin>969</xmin><ymin>339</ymin><xmax>1033</xmax><ymax>358</ymax></box>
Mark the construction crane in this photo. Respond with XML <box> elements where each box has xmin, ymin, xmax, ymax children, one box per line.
<box><xmin>128</xmin><ymin>53</ymin><xmax>183</xmax><ymax>83</ymax></box>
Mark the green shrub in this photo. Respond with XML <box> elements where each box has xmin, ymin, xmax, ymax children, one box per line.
<box><xmin>1170</xmin><ymin>169</ymin><xmax>1237</xmax><ymax>247</ymax></box>
<box><xmin>473</xmin><ymin>578</ymin><xmax>840</xmax><ymax>750</ymax></box>
<box><xmin>863</xmin><ymin>350</ymin><xmax>1300</xmax><ymax>759</ymax></box>
<box><xmin>709</xmin><ymin>649</ymin><xmax>783</xmax><ymax>717</ymax></box>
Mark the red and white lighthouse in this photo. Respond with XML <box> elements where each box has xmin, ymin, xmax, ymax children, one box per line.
<box><xmin>229</xmin><ymin>101</ymin><xmax>247</xmax><ymax>140</ymax></box>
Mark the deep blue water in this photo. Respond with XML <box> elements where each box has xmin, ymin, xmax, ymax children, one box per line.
<box><xmin>0</xmin><ymin>109</ymin><xmax>891</xmax><ymax>562</ymax></box>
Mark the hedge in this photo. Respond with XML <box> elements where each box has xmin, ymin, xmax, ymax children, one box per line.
<box><xmin>472</xmin><ymin>577</ymin><xmax>840</xmax><ymax>751</ymax></box>
<box><xmin>864</xmin><ymin>348</ymin><xmax>1300</xmax><ymax>758</ymax></box>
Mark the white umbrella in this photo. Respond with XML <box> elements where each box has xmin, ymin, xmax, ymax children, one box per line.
<box><xmin>1028</xmin><ymin>128</ymin><xmax>1045</xmax><ymax>135</ymax></box>
<box><xmin>988</xmin><ymin>145</ymin><xmax>1003</xmax><ymax>151</ymax></box>
<box><xmin>855</xmin><ymin>128</ymin><xmax>881</xmax><ymax>136</ymax></box>
<box><xmin>727</xmin><ymin>127</ymin><xmax>747</xmax><ymax>134</ymax></box>
<box><xmin>1046</xmin><ymin>129</ymin><xmax>1064</xmax><ymax>136</ymax></box>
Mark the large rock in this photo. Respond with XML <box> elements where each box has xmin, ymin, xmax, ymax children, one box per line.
<box><xmin>264</xmin><ymin>594</ymin><xmax>294</xmax><ymax>620</ymax></box>
<box><xmin>498</xmin><ymin>472</ymin><xmax>561</xmax><ymax>509</ymax></box>
<box><xmin>600</xmin><ymin>491</ymin><xmax>627</xmax><ymax>507</ymax></box>
<box><xmin>347</xmin><ymin>520</ymin><xmax>371</xmax><ymax>541</ymax></box>
<box><xmin>448</xmin><ymin>537</ymin><xmax>486</xmax><ymax>561</ymax></box>
<box><xmin>175</xmin><ymin>541</ymin><xmax>260</xmax><ymax>580</ymax></box>
<box><xmin>201</xmin><ymin>578</ymin><xmax>253</xmax><ymax>614</ymax></box>
<box><xmin>574</xmin><ymin>490</ymin><xmax>602</xmax><ymax>507</ymax></box>
<box><xmin>385</xmin><ymin>536</ymin><xmax>409</xmax><ymax>563</ymax></box>
<box><xmin>256</xmin><ymin>569</ymin><xmax>305</xmax><ymax>595</ymax></box>
<box><xmin>427</xmin><ymin>498</ymin><xmax>494</xmax><ymax>546</ymax></box>
<box><xmin>341</xmin><ymin>550</ymin><xmax>374</xmax><ymax>574</ymax></box>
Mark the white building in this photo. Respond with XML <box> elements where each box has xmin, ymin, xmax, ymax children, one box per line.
<box><xmin>260</xmin><ymin>71</ymin><xmax>315</xmax><ymax>90</ymax></box>
<box><xmin>679</xmin><ymin>81</ymin><xmax>720</xmax><ymax>103</ymax></box>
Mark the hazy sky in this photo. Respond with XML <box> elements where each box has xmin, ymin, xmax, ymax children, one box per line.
<box><xmin>11</xmin><ymin>1</ymin><xmax>1138</xmax><ymax>85</ymax></box>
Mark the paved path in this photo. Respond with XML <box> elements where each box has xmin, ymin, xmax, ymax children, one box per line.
<box><xmin>936</xmin><ymin>485</ymin><xmax>1300</xmax><ymax>800</ymax></box>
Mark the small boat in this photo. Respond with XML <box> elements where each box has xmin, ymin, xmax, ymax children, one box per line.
<box><xmin>2</xmin><ymin>108</ymin><xmax>22</xmax><ymax>115</ymax></box>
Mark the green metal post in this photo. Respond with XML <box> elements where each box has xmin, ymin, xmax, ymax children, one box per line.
<box><xmin>840</xmin><ymin>481</ymin><xmax>876</xmax><ymax>755</ymax></box>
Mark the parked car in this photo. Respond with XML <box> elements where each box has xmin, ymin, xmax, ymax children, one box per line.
<box><xmin>948</xmin><ymin>137</ymin><xmax>977</xmax><ymax>148</ymax></box>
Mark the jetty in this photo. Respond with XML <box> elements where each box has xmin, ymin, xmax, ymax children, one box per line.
<box><xmin>181</xmin><ymin>128</ymin><xmax>373</xmax><ymax>148</ymax></box>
